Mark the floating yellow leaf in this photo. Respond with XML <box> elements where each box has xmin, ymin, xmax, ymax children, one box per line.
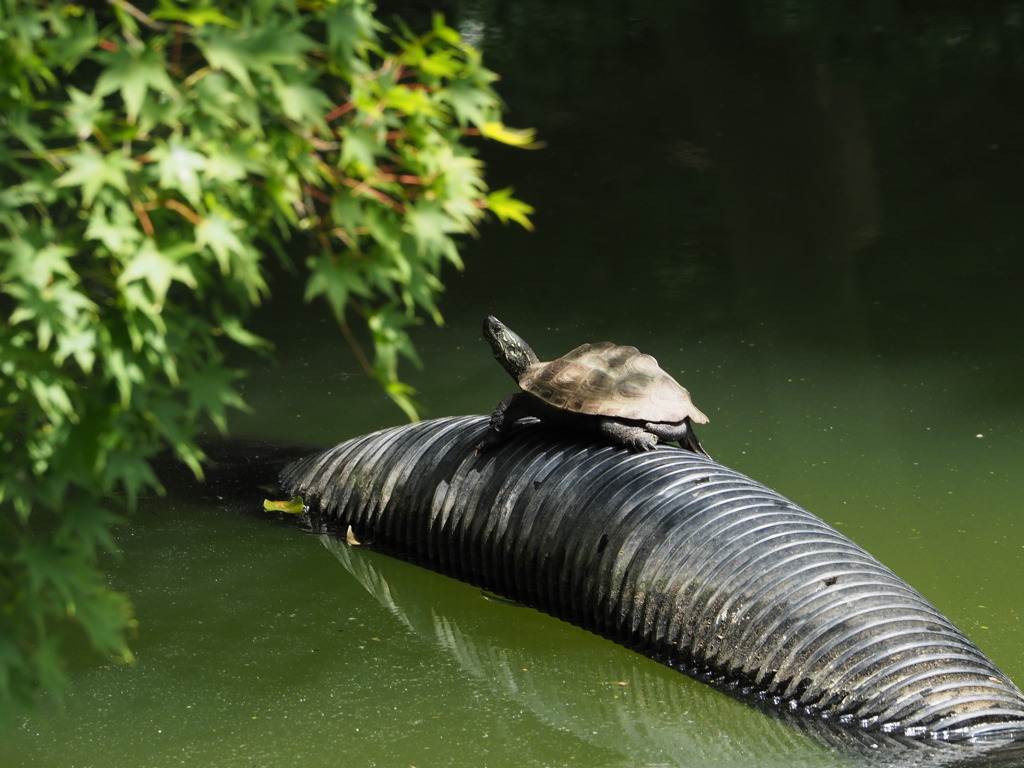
<box><xmin>262</xmin><ymin>496</ymin><xmax>305</xmax><ymax>514</ymax></box>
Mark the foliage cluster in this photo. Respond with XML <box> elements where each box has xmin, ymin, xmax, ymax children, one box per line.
<box><xmin>0</xmin><ymin>0</ymin><xmax>533</xmax><ymax>722</ymax></box>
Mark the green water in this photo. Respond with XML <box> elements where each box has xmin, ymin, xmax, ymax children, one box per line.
<box><xmin>5</xmin><ymin>3</ymin><xmax>1024</xmax><ymax>766</ymax></box>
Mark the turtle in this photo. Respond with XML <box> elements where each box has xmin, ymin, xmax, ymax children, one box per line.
<box><xmin>478</xmin><ymin>315</ymin><xmax>709</xmax><ymax>455</ymax></box>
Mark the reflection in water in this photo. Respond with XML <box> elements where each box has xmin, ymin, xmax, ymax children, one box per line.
<box><xmin>322</xmin><ymin>536</ymin><xmax>1024</xmax><ymax>768</ymax></box>
<box><xmin>664</xmin><ymin>2</ymin><xmax>880</xmax><ymax>349</ymax></box>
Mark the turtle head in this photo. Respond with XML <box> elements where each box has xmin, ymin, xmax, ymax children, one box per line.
<box><xmin>483</xmin><ymin>315</ymin><xmax>539</xmax><ymax>381</ymax></box>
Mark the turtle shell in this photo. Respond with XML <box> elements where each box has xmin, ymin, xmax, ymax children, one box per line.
<box><xmin>519</xmin><ymin>342</ymin><xmax>708</xmax><ymax>424</ymax></box>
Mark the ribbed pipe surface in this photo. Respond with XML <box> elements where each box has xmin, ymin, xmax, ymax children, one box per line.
<box><xmin>279</xmin><ymin>415</ymin><xmax>1024</xmax><ymax>740</ymax></box>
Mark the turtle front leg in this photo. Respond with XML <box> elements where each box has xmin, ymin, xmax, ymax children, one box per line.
<box><xmin>476</xmin><ymin>392</ymin><xmax>533</xmax><ymax>453</ymax></box>
<box><xmin>597</xmin><ymin>420</ymin><xmax>658</xmax><ymax>452</ymax></box>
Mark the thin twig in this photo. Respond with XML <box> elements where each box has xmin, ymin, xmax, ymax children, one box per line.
<box><xmin>324</xmin><ymin>102</ymin><xmax>356</xmax><ymax>122</ymax></box>
<box><xmin>107</xmin><ymin>0</ymin><xmax>169</xmax><ymax>31</ymax></box>
<box><xmin>303</xmin><ymin>184</ymin><xmax>332</xmax><ymax>205</ymax></box>
<box><xmin>131</xmin><ymin>198</ymin><xmax>155</xmax><ymax>236</ymax></box>
<box><xmin>338</xmin><ymin>320</ymin><xmax>375</xmax><ymax>379</ymax></box>
<box><xmin>330</xmin><ymin>228</ymin><xmax>358</xmax><ymax>250</ymax></box>
<box><xmin>163</xmin><ymin>198</ymin><xmax>203</xmax><ymax>225</ymax></box>
<box><xmin>341</xmin><ymin>178</ymin><xmax>406</xmax><ymax>213</ymax></box>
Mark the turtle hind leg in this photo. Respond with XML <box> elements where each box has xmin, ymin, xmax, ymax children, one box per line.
<box><xmin>679</xmin><ymin>428</ymin><xmax>711</xmax><ymax>458</ymax></box>
<box><xmin>597</xmin><ymin>420</ymin><xmax>658</xmax><ymax>452</ymax></box>
<box><xmin>647</xmin><ymin>420</ymin><xmax>711</xmax><ymax>458</ymax></box>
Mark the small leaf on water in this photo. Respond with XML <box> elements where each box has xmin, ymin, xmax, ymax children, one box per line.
<box><xmin>345</xmin><ymin>525</ymin><xmax>363</xmax><ymax>546</ymax></box>
<box><xmin>262</xmin><ymin>496</ymin><xmax>305</xmax><ymax>514</ymax></box>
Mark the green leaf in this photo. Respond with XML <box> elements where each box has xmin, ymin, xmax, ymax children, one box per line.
<box><xmin>368</xmin><ymin>306</ymin><xmax>423</xmax><ymax>376</ymax></box>
<box><xmin>148</xmin><ymin>399</ymin><xmax>206</xmax><ymax>479</ymax></box>
<box><xmin>7</xmin><ymin>276</ymin><xmax>96</xmax><ymax>354</ymax></box>
<box><xmin>195</xmin><ymin>211</ymin><xmax>245</xmax><ymax>273</ymax></box>
<box><xmin>338</xmin><ymin>124</ymin><xmax>381</xmax><ymax>173</ymax></box>
<box><xmin>54</xmin><ymin>323</ymin><xmax>98</xmax><ymax>374</ymax></box>
<box><xmin>431</xmin><ymin>14</ymin><xmax>462</xmax><ymax>46</ymax></box>
<box><xmin>197</xmin><ymin>19</ymin><xmax>317</xmax><ymax>94</ymax></box>
<box><xmin>118</xmin><ymin>240</ymin><xmax>198</xmax><ymax>309</ymax></box>
<box><xmin>104</xmin><ymin>347</ymin><xmax>145</xmax><ymax>408</ymax></box>
<box><xmin>5</xmin><ymin>108</ymin><xmax>48</xmax><ymax>155</ymax></box>
<box><xmin>305</xmin><ymin>252</ymin><xmax>371</xmax><ymax>318</ymax></box>
<box><xmin>85</xmin><ymin>201</ymin><xmax>143</xmax><ymax>254</ymax></box>
<box><xmin>64</xmin><ymin>86</ymin><xmax>106</xmax><ymax>140</ymax></box>
<box><xmin>325</xmin><ymin>0</ymin><xmax>383</xmax><ymax>74</ymax></box>
<box><xmin>419</xmin><ymin>50</ymin><xmax>461</xmax><ymax>79</ymax></box>
<box><xmin>54</xmin><ymin>145</ymin><xmax>136</xmax><ymax>208</ymax></box>
<box><xmin>195</xmin><ymin>27</ymin><xmax>257</xmax><ymax>94</ymax></box>
<box><xmin>183</xmin><ymin>365</ymin><xmax>249</xmax><ymax>433</ymax></box>
<box><xmin>216</xmin><ymin>314</ymin><xmax>272</xmax><ymax>352</ymax></box>
<box><xmin>486</xmin><ymin>187</ymin><xmax>535</xmax><ymax>231</ymax></box>
<box><xmin>384</xmin><ymin>379</ymin><xmax>420</xmax><ymax>423</ymax></box>
<box><xmin>440</xmin><ymin>76</ymin><xmax>498</xmax><ymax>127</ymax></box>
<box><xmin>1</xmin><ymin>241</ymin><xmax>76</xmax><ymax>288</ymax></box>
<box><xmin>383</xmin><ymin>85</ymin><xmax>439</xmax><ymax>118</ymax></box>
<box><xmin>404</xmin><ymin>201</ymin><xmax>462</xmax><ymax>266</ymax></box>
<box><xmin>100</xmin><ymin>446</ymin><xmax>161</xmax><ymax>506</ymax></box>
<box><xmin>94</xmin><ymin>44</ymin><xmax>178</xmax><ymax>124</ymax></box>
<box><xmin>153</xmin><ymin>138</ymin><xmax>207</xmax><ymax>207</ymax></box>
<box><xmin>29</xmin><ymin>375</ymin><xmax>76</xmax><ymax>423</ymax></box>
<box><xmin>271</xmin><ymin>75</ymin><xmax>332</xmax><ymax>128</ymax></box>
<box><xmin>151</xmin><ymin>0</ymin><xmax>238</xmax><ymax>28</ymax></box>
<box><xmin>189</xmin><ymin>72</ymin><xmax>247</xmax><ymax>131</ymax></box>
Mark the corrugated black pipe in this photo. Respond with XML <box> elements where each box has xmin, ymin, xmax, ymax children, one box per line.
<box><xmin>279</xmin><ymin>415</ymin><xmax>1024</xmax><ymax>742</ymax></box>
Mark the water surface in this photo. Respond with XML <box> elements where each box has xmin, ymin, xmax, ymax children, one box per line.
<box><xmin>5</xmin><ymin>4</ymin><xmax>1024</xmax><ymax>766</ymax></box>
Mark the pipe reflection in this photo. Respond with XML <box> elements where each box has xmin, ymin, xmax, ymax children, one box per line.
<box><xmin>320</xmin><ymin>536</ymin><xmax>1024</xmax><ymax>768</ymax></box>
